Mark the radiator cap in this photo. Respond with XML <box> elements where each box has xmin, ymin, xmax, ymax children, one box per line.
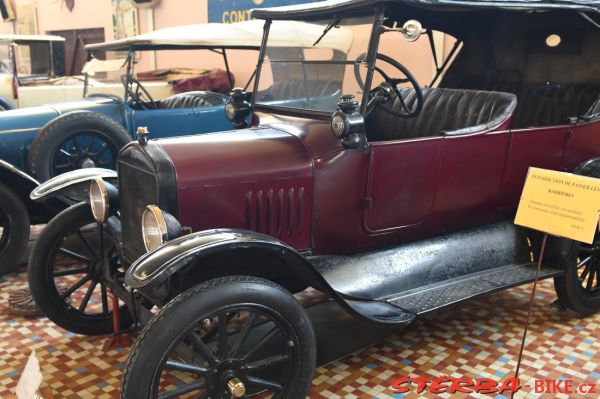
<box><xmin>137</xmin><ymin>126</ymin><xmax>149</xmax><ymax>145</ymax></box>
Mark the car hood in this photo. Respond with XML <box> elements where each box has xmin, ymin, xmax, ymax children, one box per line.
<box><xmin>0</xmin><ymin>95</ymin><xmax>121</xmax><ymax>133</ymax></box>
<box><xmin>157</xmin><ymin>127</ymin><xmax>313</xmax><ymax>249</ymax></box>
<box><xmin>0</xmin><ymin>96</ymin><xmax>123</xmax><ymax>170</ymax></box>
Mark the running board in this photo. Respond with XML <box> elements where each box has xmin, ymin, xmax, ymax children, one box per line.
<box><xmin>386</xmin><ymin>263</ymin><xmax>563</xmax><ymax>315</ymax></box>
<box><xmin>309</xmin><ymin>221</ymin><xmax>574</xmax><ymax>324</ymax></box>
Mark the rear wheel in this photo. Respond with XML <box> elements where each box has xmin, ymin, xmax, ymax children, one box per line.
<box><xmin>28</xmin><ymin>111</ymin><xmax>130</xmax><ymax>181</ymax></box>
<box><xmin>121</xmin><ymin>276</ymin><xmax>316</xmax><ymax>399</ymax></box>
<box><xmin>555</xmin><ymin>234</ymin><xmax>600</xmax><ymax>316</ymax></box>
<box><xmin>0</xmin><ymin>182</ymin><xmax>29</xmax><ymax>274</ymax></box>
<box><xmin>28</xmin><ymin>203</ymin><xmax>131</xmax><ymax>335</ymax></box>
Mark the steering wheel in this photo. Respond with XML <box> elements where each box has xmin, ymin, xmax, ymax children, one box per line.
<box><xmin>0</xmin><ymin>60</ymin><xmax>11</xmax><ymax>74</ymax></box>
<box><xmin>354</xmin><ymin>53</ymin><xmax>423</xmax><ymax>118</ymax></box>
<box><xmin>123</xmin><ymin>76</ymin><xmax>157</xmax><ymax>110</ymax></box>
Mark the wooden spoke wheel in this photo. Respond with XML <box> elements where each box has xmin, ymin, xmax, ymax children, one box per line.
<box><xmin>121</xmin><ymin>276</ymin><xmax>316</xmax><ymax>399</ymax></box>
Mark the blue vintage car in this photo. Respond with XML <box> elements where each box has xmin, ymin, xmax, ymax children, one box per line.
<box><xmin>0</xmin><ymin>19</ymin><xmax>351</xmax><ymax>272</ymax></box>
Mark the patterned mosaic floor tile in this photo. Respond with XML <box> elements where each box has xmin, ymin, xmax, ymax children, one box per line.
<box><xmin>1</xmin><ymin>267</ymin><xmax>599</xmax><ymax>398</ymax></box>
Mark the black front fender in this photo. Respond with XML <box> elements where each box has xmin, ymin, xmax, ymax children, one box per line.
<box><xmin>125</xmin><ymin>229</ymin><xmax>417</xmax><ymax>325</ymax></box>
<box><xmin>30</xmin><ymin>167</ymin><xmax>117</xmax><ymax>203</ymax></box>
<box><xmin>125</xmin><ymin>229</ymin><xmax>329</xmax><ymax>292</ymax></box>
<box><xmin>0</xmin><ymin>159</ymin><xmax>38</xmax><ymax>187</ymax></box>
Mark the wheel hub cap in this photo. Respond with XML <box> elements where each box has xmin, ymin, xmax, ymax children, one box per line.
<box><xmin>80</xmin><ymin>158</ymin><xmax>96</xmax><ymax>168</ymax></box>
<box><xmin>227</xmin><ymin>377</ymin><xmax>246</xmax><ymax>397</ymax></box>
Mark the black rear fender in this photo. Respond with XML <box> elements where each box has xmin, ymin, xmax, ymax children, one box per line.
<box><xmin>530</xmin><ymin>157</ymin><xmax>600</xmax><ymax>268</ymax></box>
<box><xmin>0</xmin><ymin>160</ymin><xmax>49</xmax><ymax>222</ymax></box>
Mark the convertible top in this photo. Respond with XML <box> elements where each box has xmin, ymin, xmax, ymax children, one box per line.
<box><xmin>252</xmin><ymin>0</ymin><xmax>600</xmax><ymax>20</ymax></box>
<box><xmin>0</xmin><ymin>34</ymin><xmax>65</xmax><ymax>43</ymax></box>
<box><xmin>85</xmin><ymin>20</ymin><xmax>353</xmax><ymax>53</ymax></box>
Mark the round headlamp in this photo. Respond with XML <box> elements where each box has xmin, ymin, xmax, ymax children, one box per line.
<box><xmin>89</xmin><ymin>178</ymin><xmax>109</xmax><ymax>223</ymax></box>
<box><xmin>331</xmin><ymin>112</ymin><xmax>348</xmax><ymax>138</ymax></box>
<box><xmin>142</xmin><ymin>205</ymin><xmax>168</xmax><ymax>252</ymax></box>
<box><xmin>225</xmin><ymin>88</ymin><xmax>251</xmax><ymax>129</ymax></box>
<box><xmin>225</xmin><ymin>101</ymin><xmax>237</xmax><ymax>121</ymax></box>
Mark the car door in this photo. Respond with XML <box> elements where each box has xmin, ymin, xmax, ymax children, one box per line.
<box><xmin>563</xmin><ymin>118</ymin><xmax>600</xmax><ymax>171</ymax></box>
<box><xmin>193</xmin><ymin>103</ymin><xmax>236</xmax><ymax>134</ymax></box>
<box><xmin>362</xmin><ymin>137</ymin><xmax>442</xmax><ymax>233</ymax></box>
<box><xmin>496</xmin><ymin>125</ymin><xmax>571</xmax><ymax>210</ymax></box>
<box><xmin>433</xmin><ymin>130</ymin><xmax>510</xmax><ymax>230</ymax></box>
<box><xmin>129</xmin><ymin>107</ymin><xmax>196</xmax><ymax>139</ymax></box>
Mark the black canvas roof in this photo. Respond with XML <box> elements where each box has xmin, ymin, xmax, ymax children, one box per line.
<box><xmin>252</xmin><ymin>0</ymin><xmax>600</xmax><ymax>20</ymax></box>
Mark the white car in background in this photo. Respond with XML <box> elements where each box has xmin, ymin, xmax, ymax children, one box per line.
<box><xmin>0</xmin><ymin>33</ymin><xmax>173</xmax><ymax>109</ymax></box>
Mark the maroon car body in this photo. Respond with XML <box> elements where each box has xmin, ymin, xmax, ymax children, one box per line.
<box><xmin>117</xmin><ymin>0</ymin><xmax>600</xmax><ymax>306</ymax></box>
<box><xmin>29</xmin><ymin>0</ymin><xmax>600</xmax><ymax>397</ymax></box>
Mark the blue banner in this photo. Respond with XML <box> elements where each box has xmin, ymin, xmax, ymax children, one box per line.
<box><xmin>209</xmin><ymin>0</ymin><xmax>320</xmax><ymax>23</ymax></box>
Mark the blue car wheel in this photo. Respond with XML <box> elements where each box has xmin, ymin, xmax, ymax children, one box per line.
<box><xmin>28</xmin><ymin>111</ymin><xmax>131</xmax><ymax>181</ymax></box>
<box><xmin>52</xmin><ymin>132</ymin><xmax>119</xmax><ymax>173</ymax></box>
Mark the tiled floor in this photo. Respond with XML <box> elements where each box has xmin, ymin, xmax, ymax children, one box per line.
<box><xmin>1</xmin><ymin>266</ymin><xmax>599</xmax><ymax>398</ymax></box>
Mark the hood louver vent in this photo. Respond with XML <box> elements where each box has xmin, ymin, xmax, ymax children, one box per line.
<box><xmin>244</xmin><ymin>187</ymin><xmax>306</xmax><ymax>239</ymax></box>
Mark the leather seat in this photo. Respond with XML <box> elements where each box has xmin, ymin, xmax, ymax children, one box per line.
<box><xmin>366</xmin><ymin>88</ymin><xmax>517</xmax><ymax>142</ymax></box>
<box><xmin>590</xmin><ymin>97</ymin><xmax>600</xmax><ymax>116</ymax></box>
<box><xmin>156</xmin><ymin>91</ymin><xmax>227</xmax><ymax>109</ymax></box>
<box><xmin>455</xmin><ymin>79</ymin><xmax>600</xmax><ymax>128</ymax></box>
<box><xmin>511</xmin><ymin>85</ymin><xmax>600</xmax><ymax>128</ymax></box>
<box><xmin>261</xmin><ymin>80</ymin><xmax>342</xmax><ymax>100</ymax></box>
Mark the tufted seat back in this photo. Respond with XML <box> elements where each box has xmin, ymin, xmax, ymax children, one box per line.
<box><xmin>263</xmin><ymin>79</ymin><xmax>342</xmax><ymax>101</ymax></box>
<box><xmin>366</xmin><ymin>88</ymin><xmax>517</xmax><ymax>142</ymax></box>
<box><xmin>156</xmin><ymin>91</ymin><xmax>227</xmax><ymax>110</ymax></box>
<box><xmin>511</xmin><ymin>85</ymin><xmax>600</xmax><ymax>128</ymax></box>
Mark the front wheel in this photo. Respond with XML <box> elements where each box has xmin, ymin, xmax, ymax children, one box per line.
<box><xmin>121</xmin><ymin>276</ymin><xmax>316</xmax><ymax>399</ymax></box>
<box><xmin>28</xmin><ymin>202</ymin><xmax>132</xmax><ymax>335</ymax></box>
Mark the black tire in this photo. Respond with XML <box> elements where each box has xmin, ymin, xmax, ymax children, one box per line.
<box><xmin>554</xmin><ymin>236</ymin><xmax>600</xmax><ymax>316</ymax></box>
<box><xmin>554</xmin><ymin>160</ymin><xmax>600</xmax><ymax>316</ymax></box>
<box><xmin>122</xmin><ymin>276</ymin><xmax>316</xmax><ymax>399</ymax></box>
<box><xmin>28</xmin><ymin>202</ymin><xmax>132</xmax><ymax>335</ymax></box>
<box><xmin>28</xmin><ymin>111</ymin><xmax>131</xmax><ymax>182</ymax></box>
<box><xmin>0</xmin><ymin>182</ymin><xmax>29</xmax><ymax>274</ymax></box>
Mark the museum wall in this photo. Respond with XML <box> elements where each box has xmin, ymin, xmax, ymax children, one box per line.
<box><xmin>0</xmin><ymin>0</ymin><xmax>447</xmax><ymax>88</ymax></box>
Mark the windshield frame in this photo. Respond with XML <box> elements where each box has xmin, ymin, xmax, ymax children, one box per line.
<box><xmin>12</xmin><ymin>40</ymin><xmax>55</xmax><ymax>81</ymax></box>
<box><xmin>251</xmin><ymin>8</ymin><xmax>386</xmax><ymax>118</ymax></box>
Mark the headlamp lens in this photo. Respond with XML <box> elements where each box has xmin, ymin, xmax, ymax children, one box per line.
<box><xmin>142</xmin><ymin>205</ymin><xmax>168</xmax><ymax>252</ymax></box>
<box><xmin>89</xmin><ymin>178</ymin><xmax>109</xmax><ymax>223</ymax></box>
<box><xmin>331</xmin><ymin>113</ymin><xmax>347</xmax><ymax>138</ymax></box>
<box><xmin>225</xmin><ymin>102</ymin><xmax>237</xmax><ymax>121</ymax></box>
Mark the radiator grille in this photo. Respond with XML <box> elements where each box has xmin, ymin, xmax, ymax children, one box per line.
<box><xmin>119</xmin><ymin>160</ymin><xmax>158</xmax><ymax>264</ymax></box>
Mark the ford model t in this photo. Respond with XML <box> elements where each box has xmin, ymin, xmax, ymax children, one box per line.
<box><xmin>29</xmin><ymin>0</ymin><xmax>600</xmax><ymax>397</ymax></box>
<box><xmin>0</xmin><ymin>20</ymin><xmax>349</xmax><ymax>273</ymax></box>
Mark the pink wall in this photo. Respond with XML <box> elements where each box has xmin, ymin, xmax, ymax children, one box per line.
<box><xmin>0</xmin><ymin>0</ymin><xmax>447</xmax><ymax>90</ymax></box>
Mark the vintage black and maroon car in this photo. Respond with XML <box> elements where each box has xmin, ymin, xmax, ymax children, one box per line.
<box><xmin>28</xmin><ymin>0</ymin><xmax>600</xmax><ymax>397</ymax></box>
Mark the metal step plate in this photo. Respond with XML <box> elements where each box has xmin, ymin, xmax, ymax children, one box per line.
<box><xmin>386</xmin><ymin>263</ymin><xmax>563</xmax><ymax>315</ymax></box>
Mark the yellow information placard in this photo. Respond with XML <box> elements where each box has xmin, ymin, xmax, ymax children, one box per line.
<box><xmin>515</xmin><ymin>167</ymin><xmax>600</xmax><ymax>244</ymax></box>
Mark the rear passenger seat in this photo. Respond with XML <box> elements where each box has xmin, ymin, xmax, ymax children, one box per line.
<box><xmin>455</xmin><ymin>81</ymin><xmax>600</xmax><ymax>129</ymax></box>
<box><xmin>511</xmin><ymin>85</ymin><xmax>600</xmax><ymax>128</ymax></box>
